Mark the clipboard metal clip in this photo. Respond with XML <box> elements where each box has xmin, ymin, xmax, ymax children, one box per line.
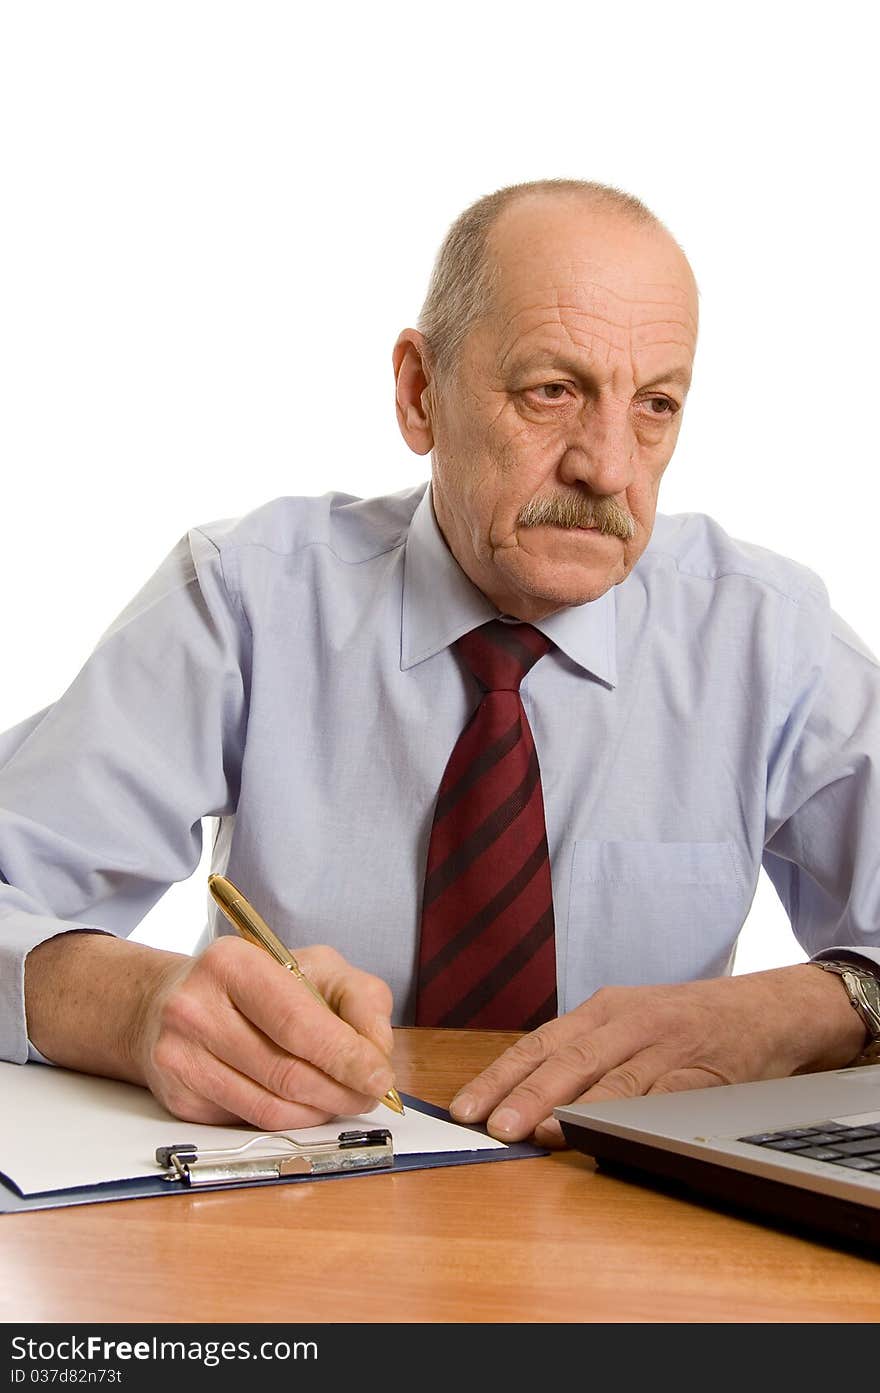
<box><xmin>155</xmin><ymin>1128</ymin><xmax>394</xmax><ymax>1187</ymax></box>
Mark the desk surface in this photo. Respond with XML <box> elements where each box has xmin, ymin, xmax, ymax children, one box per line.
<box><xmin>3</xmin><ymin>1029</ymin><xmax>879</xmax><ymax>1323</ymax></box>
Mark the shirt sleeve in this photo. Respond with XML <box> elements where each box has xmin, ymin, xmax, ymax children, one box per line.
<box><xmin>0</xmin><ymin>525</ymin><xmax>250</xmax><ymax>1063</ymax></box>
<box><xmin>762</xmin><ymin>575</ymin><xmax>880</xmax><ymax>975</ymax></box>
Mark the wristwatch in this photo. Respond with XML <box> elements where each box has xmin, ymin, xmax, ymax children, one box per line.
<box><xmin>815</xmin><ymin>959</ymin><xmax>880</xmax><ymax>1066</ymax></box>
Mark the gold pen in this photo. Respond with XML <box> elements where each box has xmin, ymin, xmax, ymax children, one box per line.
<box><xmin>207</xmin><ymin>873</ymin><xmax>405</xmax><ymax>1117</ymax></box>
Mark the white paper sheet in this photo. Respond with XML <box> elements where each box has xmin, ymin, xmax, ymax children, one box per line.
<box><xmin>0</xmin><ymin>1060</ymin><xmax>506</xmax><ymax>1195</ymax></box>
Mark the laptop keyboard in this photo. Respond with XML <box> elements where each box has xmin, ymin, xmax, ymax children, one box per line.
<box><xmin>738</xmin><ymin>1121</ymin><xmax>880</xmax><ymax>1171</ymax></box>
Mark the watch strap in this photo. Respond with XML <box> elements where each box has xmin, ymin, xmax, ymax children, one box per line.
<box><xmin>815</xmin><ymin>959</ymin><xmax>880</xmax><ymax>1065</ymax></box>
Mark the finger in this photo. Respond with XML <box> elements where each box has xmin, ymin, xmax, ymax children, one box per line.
<box><xmin>218</xmin><ymin>940</ymin><xmax>396</xmax><ymax>1100</ymax></box>
<box><xmin>448</xmin><ymin>994</ymin><xmax>634</xmax><ymax>1123</ymax></box>
<box><xmin>193</xmin><ymin>996</ymin><xmax>384</xmax><ymax>1119</ymax></box>
<box><xmin>299</xmin><ymin>946</ymin><xmax>395</xmax><ymax>1056</ymax></box>
<box><xmin>151</xmin><ymin>1044</ymin><xmax>342</xmax><ymax>1132</ymax></box>
<box><xmin>530</xmin><ymin>1053</ymin><xmax>695</xmax><ymax>1150</ymax></box>
<box><xmin>486</xmin><ymin>1040</ymin><xmax>682</xmax><ymax>1141</ymax></box>
<box><xmin>533</xmin><ymin>1116</ymin><xmax>567</xmax><ymax>1149</ymax></box>
<box><xmin>478</xmin><ymin>1021</ymin><xmax>656</xmax><ymax>1141</ymax></box>
<box><xmin>569</xmin><ymin>1047</ymin><xmax>676</xmax><ymax>1106</ymax></box>
<box><xmin>448</xmin><ymin>1020</ymin><xmax>574</xmax><ymax>1123</ymax></box>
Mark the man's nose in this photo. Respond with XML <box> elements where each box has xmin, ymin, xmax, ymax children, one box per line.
<box><xmin>556</xmin><ymin>404</ymin><xmax>636</xmax><ymax>495</ymax></box>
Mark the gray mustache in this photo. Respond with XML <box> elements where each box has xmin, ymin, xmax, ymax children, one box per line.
<box><xmin>517</xmin><ymin>494</ymin><xmax>637</xmax><ymax>540</ymax></box>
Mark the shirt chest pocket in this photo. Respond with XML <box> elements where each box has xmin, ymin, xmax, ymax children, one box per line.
<box><xmin>562</xmin><ymin>839</ymin><xmax>748</xmax><ymax>1011</ymax></box>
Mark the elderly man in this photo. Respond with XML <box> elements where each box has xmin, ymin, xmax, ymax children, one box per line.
<box><xmin>4</xmin><ymin>179</ymin><xmax>879</xmax><ymax>1150</ymax></box>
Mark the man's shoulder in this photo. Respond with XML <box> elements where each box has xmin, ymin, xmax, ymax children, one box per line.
<box><xmin>192</xmin><ymin>482</ymin><xmax>429</xmax><ymax>565</ymax></box>
<box><xmin>646</xmin><ymin>511</ymin><xmax>827</xmax><ymax>606</ymax></box>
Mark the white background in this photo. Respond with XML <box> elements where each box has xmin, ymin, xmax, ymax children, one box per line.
<box><xmin>1</xmin><ymin>1</ymin><xmax>877</xmax><ymax>972</ymax></box>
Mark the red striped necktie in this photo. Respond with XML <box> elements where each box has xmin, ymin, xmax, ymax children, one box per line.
<box><xmin>415</xmin><ymin>619</ymin><xmax>558</xmax><ymax>1030</ymax></box>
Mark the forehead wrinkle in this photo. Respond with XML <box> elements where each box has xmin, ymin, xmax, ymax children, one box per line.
<box><xmin>499</xmin><ymin>272</ymin><xmax>693</xmax><ymax>314</ymax></box>
<box><xmin>632</xmin><ymin>323</ymin><xmax>697</xmax><ymax>351</ymax></box>
<box><xmin>632</xmin><ymin>310</ymin><xmax>701</xmax><ymax>328</ymax></box>
<box><xmin>497</xmin><ymin>307</ymin><xmax>647</xmax><ymax>376</ymax></box>
<box><xmin>496</xmin><ymin>301</ymin><xmax>630</xmax><ymax>374</ymax></box>
<box><xmin>498</xmin><ymin>331</ymin><xmax>620</xmax><ymax>378</ymax></box>
<box><xmin>631</xmin><ymin>302</ymin><xmax>699</xmax><ymax>337</ymax></box>
<box><xmin>494</xmin><ymin>287</ymin><xmax>694</xmax><ymax>368</ymax></box>
<box><xmin>496</xmin><ymin>303</ymin><xmax>697</xmax><ymax>373</ymax></box>
<box><xmin>546</xmin><ymin>293</ymin><xmax>697</xmax><ymax>339</ymax></box>
<box><xmin>497</xmin><ymin>309</ymin><xmax>630</xmax><ymax>362</ymax></box>
<box><xmin>497</xmin><ymin>285</ymin><xmax>630</xmax><ymax>335</ymax></box>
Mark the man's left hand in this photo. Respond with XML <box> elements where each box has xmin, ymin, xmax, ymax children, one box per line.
<box><xmin>448</xmin><ymin>965</ymin><xmax>867</xmax><ymax>1146</ymax></box>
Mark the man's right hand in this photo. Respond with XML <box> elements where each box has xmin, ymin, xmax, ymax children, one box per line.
<box><xmin>24</xmin><ymin>931</ymin><xmax>396</xmax><ymax>1130</ymax></box>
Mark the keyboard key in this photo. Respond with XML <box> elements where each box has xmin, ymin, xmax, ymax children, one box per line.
<box><xmin>793</xmin><ymin>1146</ymin><xmax>846</xmax><ymax>1160</ymax></box>
<box><xmin>833</xmin><ymin>1157</ymin><xmax>880</xmax><ymax>1170</ymax></box>
<box><xmin>773</xmin><ymin>1128</ymin><xmax>826</xmax><ymax>1139</ymax></box>
<box><xmin>762</xmin><ymin>1138</ymin><xmax>814</xmax><ymax>1150</ymax></box>
<box><xmin>828</xmin><ymin>1137</ymin><xmax>880</xmax><ymax>1156</ymax></box>
<box><xmin>792</xmin><ymin>1131</ymin><xmax>851</xmax><ymax>1147</ymax></box>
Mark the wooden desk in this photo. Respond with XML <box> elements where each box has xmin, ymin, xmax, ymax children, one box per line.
<box><xmin>2</xmin><ymin>1030</ymin><xmax>879</xmax><ymax>1323</ymax></box>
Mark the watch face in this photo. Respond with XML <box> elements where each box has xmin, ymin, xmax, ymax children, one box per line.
<box><xmin>847</xmin><ymin>971</ymin><xmax>880</xmax><ymax>1034</ymax></box>
<box><xmin>859</xmin><ymin>978</ymin><xmax>880</xmax><ymax>1018</ymax></box>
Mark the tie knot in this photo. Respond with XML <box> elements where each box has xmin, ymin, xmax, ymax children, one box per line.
<box><xmin>455</xmin><ymin>619</ymin><xmax>552</xmax><ymax>692</ymax></box>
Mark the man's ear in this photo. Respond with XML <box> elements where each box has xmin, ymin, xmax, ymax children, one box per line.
<box><xmin>392</xmin><ymin>329</ymin><xmax>436</xmax><ymax>455</ymax></box>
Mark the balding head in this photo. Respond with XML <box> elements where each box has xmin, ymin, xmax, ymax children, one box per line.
<box><xmin>418</xmin><ymin>179</ymin><xmax>698</xmax><ymax>386</ymax></box>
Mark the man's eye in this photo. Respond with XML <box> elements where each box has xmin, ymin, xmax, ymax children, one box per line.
<box><xmin>530</xmin><ymin>384</ymin><xmax>569</xmax><ymax>401</ymax></box>
<box><xmin>642</xmin><ymin>396</ymin><xmax>679</xmax><ymax>416</ymax></box>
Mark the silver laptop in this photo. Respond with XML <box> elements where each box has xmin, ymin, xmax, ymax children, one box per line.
<box><xmin>555</xmin><ymin>1067</ymin><xmax>880</xmax><ymax>1248</ymax></box>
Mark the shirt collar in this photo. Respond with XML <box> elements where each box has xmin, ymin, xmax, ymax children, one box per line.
<box><xmin>401</xmin><ymin>482</ymin><xmax>618</xmax><ymax>688</ymax></box>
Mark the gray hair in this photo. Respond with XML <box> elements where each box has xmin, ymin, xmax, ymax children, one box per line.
<box><xmin>417</xmin><ymin>178</ymin><xmax>674</xmax><ymax>386</ymax></box>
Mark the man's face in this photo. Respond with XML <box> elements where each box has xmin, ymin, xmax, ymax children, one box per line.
<box><xmin>427</xmin><ymin>196</ymin><xmax>699</xmax><ymax>620</ymax></box>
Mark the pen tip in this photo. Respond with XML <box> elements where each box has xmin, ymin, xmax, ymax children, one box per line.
<box><xmin>384</xmin><ymin>1088</ymin><xmax>405</xmax><ymax>1116</ymax></box>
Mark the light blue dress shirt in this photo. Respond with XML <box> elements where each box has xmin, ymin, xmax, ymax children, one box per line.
<box><xmin>2</xmin><ymin>480</ymin><xmax>879</xmax><ymax>1065</ymax></box>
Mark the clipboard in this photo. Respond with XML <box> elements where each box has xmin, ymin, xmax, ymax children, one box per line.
<box><xmin>0</xmin><ymin>1092</ymin><xmax>548</xmax><ymax>1214</ymax></box>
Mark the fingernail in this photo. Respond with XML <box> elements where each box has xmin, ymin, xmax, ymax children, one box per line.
<box><xmin>488</xmin><ymin>1107</ymin><xmax>520</xmax><ymax>1138</ymax></box>
<box><xmin>367</xmin><ymin>1067</ymin><xmax>394</xmax><ymax>1097</ymax></box>
<box><xmin>450</xmin><ymin>1091</ymin><xmax>477</xmax><ymax>1121</ymax></box>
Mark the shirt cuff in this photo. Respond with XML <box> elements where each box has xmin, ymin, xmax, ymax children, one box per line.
<box><xmin>810</xmin><ymin>947</ymin><xmax>880</xmax><ymax>974</ymax></box>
